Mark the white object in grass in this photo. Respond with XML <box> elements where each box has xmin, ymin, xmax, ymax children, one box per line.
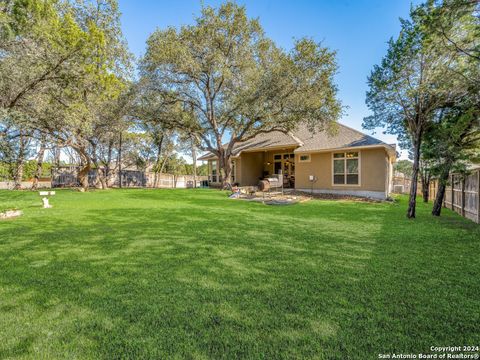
<box><xmin>39</xmin><ymin>191</ymin><xmax>55</xmax><ymax>208</ymax></box>
<box><xmin>0</xmin><ymin>210</ymin><xmax>23</xmax><ymax>219</ymax></box>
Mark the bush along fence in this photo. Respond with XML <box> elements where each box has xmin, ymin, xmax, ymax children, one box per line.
<box><xmin>429</xmin><ymin>167</ymin><xmax>480</xmax><ymax>224</ymax></box>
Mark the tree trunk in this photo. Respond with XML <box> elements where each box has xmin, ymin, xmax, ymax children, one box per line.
<box><xmin>104</xmin><ymin>140</ymin><xmax>113</xmax><ymax>187</ymax></box>
<box><xmin>76</xmin><ymin>148</ymin><xmax>91</xmax><ymax>191</ymax></box>
<box><xmin>117</xmin><ymin>132</ymin><xmax>123</xmax><ymax>188</ymax></box>
<box><xmin>159</xmin><ymin>145</ymin><xmax>172</xmax><ymax>177</ymax></box>
<box><xmin>13</xmin><ymin>131</ymin><xmax>27</xmax><ymax>190</ymax></box>
<box><xmin>159</xmin><ymin>158</ymin><xmax>168</xmax><ymax>174</ymax></box>
<box><xmin>432</xmin><ymin>165</ymin><xmax>451</xmax><ymax>216</ymax></box>
<box><xmin>95</xmin><ymin>166</ymin><xmax>107</xmax><ymax>189</ymax></box>
<box><xmin>13</xmin><ymin>160</ymin><xmax>24</xmax><ymax>190</ymax></box>
<box><xmin>99</xmin><ymin>170</ymin><xmax>108</xmax><ymax>189</ymax></box>
<box><xmin>432</xmin><ymin>182</ymin><xmax>446</xmax><ymax>216</ymax></box>
<box><xmin>407</xmin><ymin>136</ymin><xmax>422</xmax><ymax>218</ymax></box>
<box><xmin>78</xmin><ymin>162</ymin><xmax>90</xmax><ymax>191</ymax></box>
<box><xmin>422</xmin><ymin>184</ymin><xmax>429</xmax><ymax>202</ymax></box>
<box><xmin>31</xmin><ymin>140</ymin><xmax>46</xmax><ymax>190</ymax></box>
<box><xmin>78</xmin><ymin>165</ymin><xmax>89</xmax><ymax>190</ymax></box>
<box><xmin>153</xmin><ymin>136</ymin><xmax>164</xmax><ymax>188</ymax></box>
<box><xmin>53</xmin><ymin>144</ymin><xmax>61</xmax><ymax>167</ymax></box>
<box><xmin>191</xmin><ymin>139</ymin><xmax>197</xmax><ymax>188</ymax></box>
<box><xmin>92</xmin><ymin>155</ymin><xmax>107</xmax><ymax>190</ymax></box>
<box><xmin>90</xmin><ymin>143</ymin><xmax>104</xmax><ymax>190</ymax></box>
<box><xmin>219</xmin><ymin>152</ymin><xmax>233</xmax><ymax>190</ymax></box>
<box><xmin>421</xmin><ymin>172</ymin><xmax>430</xmax><ymax>203</ymax></box>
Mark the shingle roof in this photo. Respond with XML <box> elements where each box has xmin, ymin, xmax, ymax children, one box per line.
<box><xmin>295</xmin><ymin>123</ymin><xmax>388</xmax><ymax>152</ymax></box>
<box><xmin>198</xmin><ymin>122</ymin><xmax>393</xmax><ymax>160</ymax></box>
<box><xmin>231</xmin><ymin>131</ymin><xmax>301</xmax><ymax>154</ymax></box>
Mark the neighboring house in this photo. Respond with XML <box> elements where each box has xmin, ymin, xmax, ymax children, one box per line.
<box><xmin>198</xmin><ymin>123</ymin><xmax>396</xmax><ymax>200</ymax></box>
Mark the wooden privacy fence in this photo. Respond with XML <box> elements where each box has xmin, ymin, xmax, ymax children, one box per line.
<box><xmin>50</xmin><ymin>166</ymin><xmax>208</xmax><ymax>189</ymax></box>
<box><xmin>430</xmin><ymin>168</ymin><xmax>480</xmax><ymax>224</ymax></box>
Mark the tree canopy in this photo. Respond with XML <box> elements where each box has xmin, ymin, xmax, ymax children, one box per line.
<box><xmin>363</xmin><ymin>0</ymin><xmax>479</xmax><ymax>218</ymax></box>
<box><xmin>139</xmin><ymin>1</ymin><xmax>342</xmax><ymax>187</ymax></box>
<box><xmin>1</xmin><ymin>0</ymin><xmax>133</xmax><ymax>189</ymax></box>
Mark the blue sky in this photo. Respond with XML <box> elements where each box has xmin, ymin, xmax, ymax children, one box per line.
<box><xmin>118</xmin><ymin>0</ymin><xmax>421</xmax><ymax>158</ymax></box>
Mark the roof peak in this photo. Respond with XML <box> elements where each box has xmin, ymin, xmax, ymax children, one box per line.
<box><xmin>330</xmin><ymin>122</ymin><xmax>389</xmax><ymax>146</ymax></box>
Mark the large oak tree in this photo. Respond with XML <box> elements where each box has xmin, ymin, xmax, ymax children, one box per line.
<box><xmin>140</xmin><ymin>2</ymin><xmax>341</xmax><ymax>187</ymax></box>
<box><xmin>1</xmin><ymin>0</ymin><xmax>133</xmax><ymax>190</ymax></box>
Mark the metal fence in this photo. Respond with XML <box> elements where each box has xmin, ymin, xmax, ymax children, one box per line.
<box><xmin>50</xmin><ymin>167</ymin><xmax>208</xmax><ymax>189</ymax></box>
<box><xmin>1</xmin><ymin>167</ymin><xmax>209</xmax><ymax>190</ymax></box>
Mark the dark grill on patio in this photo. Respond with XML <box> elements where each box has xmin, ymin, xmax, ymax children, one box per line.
<box><xmin>258</xmin><ymin>176</ymin><xmax>283</xmax><ymax>193</ymax></box>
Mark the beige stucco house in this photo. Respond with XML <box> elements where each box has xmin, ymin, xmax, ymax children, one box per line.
<box><xmin>198</xmin><ymin>123</ymin><xmax>396</xmax><ymax>200</ymax></box>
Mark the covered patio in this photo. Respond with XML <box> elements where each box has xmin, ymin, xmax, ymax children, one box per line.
<box><xmin>206</xmin><ymin>147</ymin><xmax>297</xmax><ymax>188</ymax></box>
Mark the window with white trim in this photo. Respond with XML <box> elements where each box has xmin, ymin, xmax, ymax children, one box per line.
<box><xmin>299</xmin><ymin>154</ymin><xmax>311</xmax><ymax>163</ymax></box>
<box><xmin>333</xmin><ymin>152</ymin><xmax>359</xmax><ymax>185</ymax></box>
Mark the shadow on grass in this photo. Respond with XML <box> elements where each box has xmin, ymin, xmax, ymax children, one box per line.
<box><xmin>329</xmin><ymin>196</ymin><xmax>480</xmax><ymax>358</ymax></box>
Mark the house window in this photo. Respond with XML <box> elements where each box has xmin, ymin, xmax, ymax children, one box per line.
<box><xmin>211</xmin><ymin>160</ymin><xmax>217</xmax><ymax>182</ymax></box>
<box><xmin>333</xmin><ymin>152</ymin><xmax>359</xmax><ymax>185</ymax></box>
<box><xmin>299</xmin><ymin>154</ymin><xmax>311</xmax><ymax>163</ymax></box>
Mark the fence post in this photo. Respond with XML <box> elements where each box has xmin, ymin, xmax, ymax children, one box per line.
<box><xmin>451</xmin><ymin>174</ymin><xmax>455</xmax><ymax>210</ymax></box>
<box><xmin>443</xmin><ymin>179</ymin><xmax>447</xmax><ymax>208</ymax></box>
<box><xmin>461</xmin><ymin>177</ymin><xmax>465</xmax><ymax>217</ymax></box>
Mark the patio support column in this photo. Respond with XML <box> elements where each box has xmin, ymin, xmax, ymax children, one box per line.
<box><xmin>208</xmin><ymin>161</ymin><xmax>211</xmax><ymax>182</ymax></box>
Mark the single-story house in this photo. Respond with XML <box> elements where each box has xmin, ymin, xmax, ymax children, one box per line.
<box><xmin>198</xmin><ymin>123</ymin><xmax>396</xmax><ymax>200</ymax></box>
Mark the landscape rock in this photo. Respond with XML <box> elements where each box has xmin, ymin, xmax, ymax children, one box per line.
<box><xmin>0</xmin><ymin>209</ymin><xmax>23</xmax><ymax>219</ymax></box>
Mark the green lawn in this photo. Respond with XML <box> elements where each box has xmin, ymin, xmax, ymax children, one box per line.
<box><xmin>0</xmin><ymin>189</ymin><xmax>479</xmax><ymax>359</ymax></box>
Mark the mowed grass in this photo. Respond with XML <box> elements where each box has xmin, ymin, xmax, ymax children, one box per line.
<box><xmin>0</xmin><ymin>189</ymin><xmax>479</xmax><ymax>359</ymax></box>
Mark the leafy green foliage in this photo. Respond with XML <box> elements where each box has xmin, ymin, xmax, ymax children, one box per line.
<box><xmin>196</xmin><ymin>163</ymin><xmax>208</xmax><ymax>176</ymax></box>
<box><xmin>161</xmin><ymin>153</ymin><xmax>188</xmax><ymax>175</ymax></box>
<box><xmin>1</xmin><ymin>0</ymin><xmax>133</xmax><ymax>190</ymax></box>
<box><xmin>423</xmin><ymin>107</ymin><xmax>479</xmax><ymax>177</ymax></box>
<box><xmin>394</xmin><ymin>159</ymin><xmax>414</xmax><ymax>177</ymax></box>
<box><xmin>0</xmin><ymin>160</ymin><xmax>51</xmax><ymax>180</ymax></box>
<box><xmin>363</xmin><ymin>0</ymin><xmax>478</xmax><ymax>217</ymax></box>
<box><xmin>140</xmin><ymin>1</ymin><xmax>341</xmax><ymax>185</ymax></box>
